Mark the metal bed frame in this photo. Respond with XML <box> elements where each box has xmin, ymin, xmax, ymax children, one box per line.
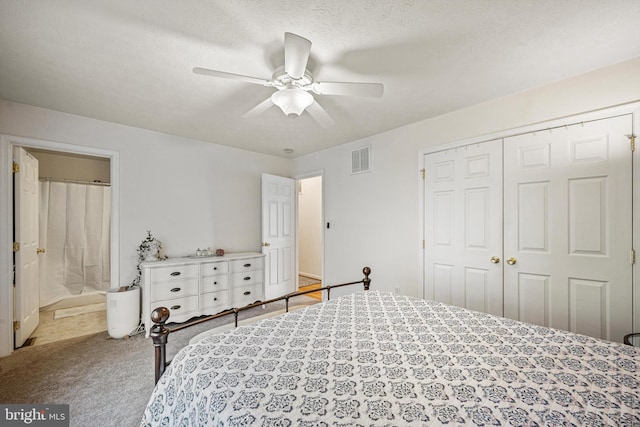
<box><xmin>150</xmin><ymin>267</ymin><xmax>371</xmax><ymax>383</ymax></box>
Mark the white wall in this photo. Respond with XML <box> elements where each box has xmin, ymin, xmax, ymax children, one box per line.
<box><xmin>0</xmin><ymin>101</ymin><xmax>291</xmax><ymax>356</ymax></box>
<box><xmin>293</xmin><ymin>57</ymin><xmax>640</xmax><ymax>298</ymax></box>
<box><xmin>298</xmin><ymin>176</ymin><xmax>322</xmax><ymax>279</ymax></box>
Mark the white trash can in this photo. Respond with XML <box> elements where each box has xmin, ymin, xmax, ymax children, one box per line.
<box><xmin>107</xmin><ymin>286</ymin><xmax>140</xmax><ymax>339</ymax></box>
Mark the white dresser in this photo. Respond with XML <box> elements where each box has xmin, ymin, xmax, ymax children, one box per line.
<box><xmin>141</xmin><ymin>252</ymin><xmax>265</xmax><ymax>337</ymax></box>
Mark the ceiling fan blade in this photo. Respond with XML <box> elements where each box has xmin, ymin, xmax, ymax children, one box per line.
<box><xmin>312</xmin><ymin>81</ymin><xmax>384</xmax><ymax>97</ymax></box>
<box><xmin>242</xmin><ymin>97</ymin><xmax>275</xmax><ymax>118</ymax></box>
<box><xmin>306</xmin><ymin>101</ymin><xmax>335</xmax><ymax>128</ymax></box>
<box><xmin>284</xmin><ymin>32</ymin><xmax>311</xmax><ymax>80</ymax></box>
<box><xmin>193</xmin><ymin>67</ymin><xmax>270</xmax><ymax>86</ymax></box>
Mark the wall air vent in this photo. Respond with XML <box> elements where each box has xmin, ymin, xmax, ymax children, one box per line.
<box><xmin>351</xmin><ymin>146</ymin><xmax>371</xmax><ymax>174</ymax></box>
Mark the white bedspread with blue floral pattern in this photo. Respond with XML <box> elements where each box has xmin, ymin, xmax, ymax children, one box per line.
<box><xmin>141</xmin><ymin>290</ymin><xmax>639</xmax><ymax>426</ymax></box>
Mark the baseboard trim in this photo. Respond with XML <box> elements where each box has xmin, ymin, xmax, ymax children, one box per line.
<box><xmin>299</xmin><ymin>272</ymin><xmax>321</xmax><ymax>281</ymax></box>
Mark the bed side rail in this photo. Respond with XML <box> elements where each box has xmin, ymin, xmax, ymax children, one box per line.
<box><xmin>150</xmin><ymin>266</ymin><xmax>371</xmax><ymax>384</ymax></box>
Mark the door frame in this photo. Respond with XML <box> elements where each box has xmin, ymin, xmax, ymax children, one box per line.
<box><xmin>0</xmin><ymin>134</ymin><xmax>120</xmax><ymax>357</ymax></box>
<box><xmin>419</xmin><ymin>102</ymin><xmax>640</xmax><ymax>333</ymax></box>
<box><xmin>295</xmin><ymin>170</ymin><xmax>325</xmax><ymax>298</ymax></box>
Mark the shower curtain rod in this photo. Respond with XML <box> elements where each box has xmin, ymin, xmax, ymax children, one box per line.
<box><xmin>39</xmin><ymin>177</ymin><xmax>111</xmax><ymax>187</ymax></box>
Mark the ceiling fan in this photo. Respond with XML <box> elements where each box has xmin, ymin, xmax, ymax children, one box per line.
<box><xmin>193</xmin><ymin>32</ymin><xmax>384</xmax><ymax>128</ymax></box>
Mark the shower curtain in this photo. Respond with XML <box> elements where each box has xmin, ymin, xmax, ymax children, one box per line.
<box><xmin>39</xmin><ymin>181</ymin><xmax>111</xmax><ymax>307</ymax></box>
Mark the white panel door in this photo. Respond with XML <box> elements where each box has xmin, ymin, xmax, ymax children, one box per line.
<box><xmin>261</xmin><ymin>173</ymin><xmax>295</xmax><ymax>300</ymax></box>
<box><xmin>13</xmin><ymin>147</ymin><xmax>40</xmax><ymax>347</ymax></box>
<box><xmin>504</xmin><ymin>115</ymin><xmax>633</xmax><ymax>342</ymax></box>
<box><xmin>424</xmin><ymin>139</ymin><xmax>503</xmax><ymax>316</ymax></box>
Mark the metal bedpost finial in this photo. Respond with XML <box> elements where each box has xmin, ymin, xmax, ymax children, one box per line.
<box><xmin>363</xmin><ymin>266</ymin><xmax>371</xmax><ymax>290</ymax></box>
<box><xmin>150</xmin><ymin>307</ymin><xmax>171</xmax><ymax>384</ymax></box>
<box><xmin>150</xmin><ymin>306</ymin><xmax>170</xmax><ymax>325</ymax></box>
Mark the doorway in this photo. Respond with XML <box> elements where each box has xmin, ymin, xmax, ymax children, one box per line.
<box><xmin>297</xmin><ymin>174</ymin><xmax>323</xmax><ymax>300</ymax></box>
<box><xmin>23</xmin><ymin>148</ymin><xmax>111</xmax><ymax>347</ymax></box>
<box><xmin>0</xmin><ymin>134</ymin><xmax>120</xmax><ymax>357</ymax></box>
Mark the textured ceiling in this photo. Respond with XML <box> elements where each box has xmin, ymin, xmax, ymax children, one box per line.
<box><xmin>1</xmin><ymin>1</ymin><xmax>639</xmax><ymax>158</ymax></box>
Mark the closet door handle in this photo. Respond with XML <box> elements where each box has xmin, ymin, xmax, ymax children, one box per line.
<box><xmin>244</xmin><ymin>263</ymin><xmax>251</xmax><ymax>267</ymax></box>
<box><xmin>170</xmin><ymin>287</ymin><xmax>181</xmax><ymax>292</ymax></box>
<box><xmin>507</xmin><ymin>257</ymin><xmax>517</xmax><ymax>265</ymax></box>
<box><xmin>170</xmin><ymin>272</ymin><xmax>181</xmax><ymax>277</ymax></box>
<box><xmin>243</xmin><ymin>291</ymin><xmax>251</xmax><ymax>296</ymax></box>
<box><xmin>170</xmin><ymin>305</ymin><xmax>181</xmax><ymax>310</ymax></box>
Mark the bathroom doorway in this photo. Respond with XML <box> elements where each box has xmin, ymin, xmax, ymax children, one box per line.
<box><xmin>19</xmin><ymin>147</ymin><xmax>111</xmax><ymax>347</ymax></box>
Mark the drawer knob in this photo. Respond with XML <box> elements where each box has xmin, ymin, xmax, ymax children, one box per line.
<box><xmin>243</xmin><ymin>263</ymin><xmax>251</xmax><ymax>267</ymax></box>
<box><xmin>213</xmin><ymin>267</ymin><xmax>217</xmax><ymax>271</ymax></box>
<box><xmin>243</xmin><ymin>291</ymin><xmax>251</xmax><ymax>296</ymax></box>
<box><xmin>171</xmin><ymin>305</ymin><xmax>181</xmax><ymax>310</ymax></box>
<box><xmin>170</xmin><ymin>287</ymin><xmax>181</xmax><ymax>292</ymax></box>
<box><xmin>213</xmin><ymin>297</ymin><xmax>218</xmax><ymax>301</ymax></box>
<box><xmin>170</xmin><ymin>271</ymin><xmax>181</xmax><ymax>276</ymax></box>
<box><xmin>244</xmin><ymin>276</ymin><xmax>251</xmax><ymax>281</ymax></box>
<box><xmin>213</xmin><ymin>281</ymin><xmax>217</xmax><ymax>285</ymax></box>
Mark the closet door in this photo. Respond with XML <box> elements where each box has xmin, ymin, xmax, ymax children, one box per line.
<box><xmin>424</xmin><ymin>140</ymin><xmax>503</xmax><ymax>316</ymax></box>
<box><xmin>503</xmin><ymin>115</ymin><xmax>633</xmax><ymax>342</ymax></box>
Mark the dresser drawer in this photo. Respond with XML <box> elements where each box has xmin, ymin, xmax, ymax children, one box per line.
<box><xmin>200</xmin><ymin>290</ymin><xmax>231</xmax><ymax>312</ymax></box>
<box><xmin>231</xmin><ymin>283</ymin><xmax>263</xmax><ymax>307</ymax></box>
<box><xmin>230</xmin><ymin>257</ymin><xmax>264</xmax><ymax>273</ymax></box>
<box><xmin>150</xmin><ymin>278</ymin><xmax>199</xmax><ymax>302</ymax></box>
<box><xmin>150</xmin><ymin>264</ymin><xmax>199</xmax><ymax>282</ymax></box>
<box><xmin>200</xmin><ymin>275</ymin><xmax>229</xmax><ymax>294</ymax></box>
<box><xmin>230</xmin><ymin>270</ymin><xmax>263</xmax><ymax>287</ymax></box>
<box><xmin>201</xmin><ymin>261</ymin><xmax>229</xmax><ymax>276</ymax></box>
<box><xmin>157</xmin><ymin>295</ymin><xmax>199</xmax><ymax>323</ymax></box>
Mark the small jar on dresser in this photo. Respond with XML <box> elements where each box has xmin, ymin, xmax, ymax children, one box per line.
<box><xmin>141</xmin><ymin>252</ymin><xmax>265</xmax><ymax>337</ymax></box>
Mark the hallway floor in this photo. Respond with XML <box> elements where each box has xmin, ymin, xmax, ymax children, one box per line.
<box><xmin>298</xmin><ymin>275</ymin><xmax>322</xmax><ymax>300</ymax></box>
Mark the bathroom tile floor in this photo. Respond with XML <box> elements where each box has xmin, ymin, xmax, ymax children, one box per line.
<box><xmin>27</xmin><ymin>305</ymin><xmax>107</xmax><ymax>347</ymax></box>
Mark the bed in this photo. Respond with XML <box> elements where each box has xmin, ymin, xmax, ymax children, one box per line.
<box><xmin>141</xmin><ymin>268</ymin><xmax>639</xmax><ymax>426</ymax></box>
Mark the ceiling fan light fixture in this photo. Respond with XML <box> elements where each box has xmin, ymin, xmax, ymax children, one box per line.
<box><xmin>271</xmin><ymin>88</ymin><xmax>313</xmax><ymax>117</ymax></box>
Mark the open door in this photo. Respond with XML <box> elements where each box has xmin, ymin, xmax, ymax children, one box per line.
<box><xmin>261</xmin><ymin>173</ymin><xmax>295</xmax><ymax>299</ymax></box>
<box><xmin>13</xmin><ymin>147</ymin><xmax>41</xmax><ymax>347</ymax></box>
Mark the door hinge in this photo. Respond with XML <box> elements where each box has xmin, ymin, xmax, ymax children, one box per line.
<box><xmin>12</xmin><ymin>162</ymin><xmax>19</xmax><ymax>173</ymax></box>
<box><xmin>420</xmin><ymin>168</ymin><xmax>425</xmax><ymax>179</ymax></box>
<box><xmin>631</xmin><ymin>249</ymin><xmax>636</xmax><ymax>264</ymax></box>
<box><xmin>13</xmin><ymin>321</ymin><xmax>20</xmax><ymax>331</ymax></box>
<box><xmin>13</xmin><ymin>242</ymin><xmax>19</xmax><ymax>252</ymax></box>
<box><xmin>628</xmin><ymin>134</ymin><xmax>636</xmax><ymax>152</ymax></box>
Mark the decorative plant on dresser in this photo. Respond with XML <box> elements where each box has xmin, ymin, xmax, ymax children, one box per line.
<box><xmin>141</xmin><ymin>252</ymin><xmax>265</xmax><ymax>337</ymax></box>
<box><xmin>130</xmin><ymin>230</ymin><xmax>167</xmax><ymax>288</ymax></box>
